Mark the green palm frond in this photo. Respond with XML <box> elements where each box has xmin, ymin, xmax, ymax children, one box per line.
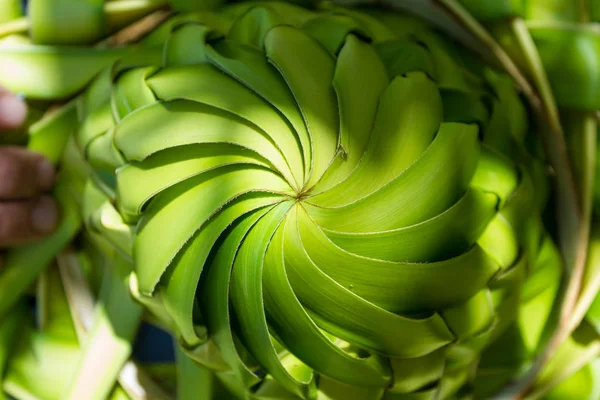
<box><xmin>0</xmin><ymin>1</ymin><xmax>582</xmax><ymax>399</ymax></box>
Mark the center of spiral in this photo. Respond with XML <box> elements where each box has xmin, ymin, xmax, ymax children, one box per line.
<box><xmin>294</xmin><ymin>188</ymin><xmax>312</xmax><ymax>202</ymax></box>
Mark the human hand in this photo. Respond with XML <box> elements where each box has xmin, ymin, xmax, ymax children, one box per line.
<box><xmin>0</xmin><ymin>88</ymin><xmax>58</xmax><ymax>247</ymax></box>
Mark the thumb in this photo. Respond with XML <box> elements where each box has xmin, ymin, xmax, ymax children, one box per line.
<box><xmin>0</xmin><ymin>89</ymin><xmax>28</xmax><ymax>131</ymax></box>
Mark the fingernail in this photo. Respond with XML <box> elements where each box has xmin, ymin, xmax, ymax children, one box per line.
<box><xmin>37</xmin><ymin>158</ymin><xmax>55</xmax><ymax>190</ymax></box>
<box><xmin>0</xmin><ymin>94</ymin><xmax>28</xmax><ymax>129</ymax></box>
<box><xmin>31</xmin><ymin>196</ymin><xmax>59</xmax><ymax>234</ymax></box>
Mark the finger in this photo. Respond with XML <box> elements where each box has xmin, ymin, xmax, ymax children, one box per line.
<box><xmin>0</xmin><ymin>196</ymin><xmax>59</xmax><ymax>248</ymax></box>
<box><xmin>0</xmin><ymin>147</ymin><xmax>55</xmax><ymax>199</ymax></box>
<box><xmin>0</xmin><ymin>89</ymin><xmax>28</xmax><ymax>131</ymax></box>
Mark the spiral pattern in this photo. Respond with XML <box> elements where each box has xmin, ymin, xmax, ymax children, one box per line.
<box><xmin>78</xmin><ymin>2</ymin><xmax>561</xmax><ymax>398</ymax></box>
